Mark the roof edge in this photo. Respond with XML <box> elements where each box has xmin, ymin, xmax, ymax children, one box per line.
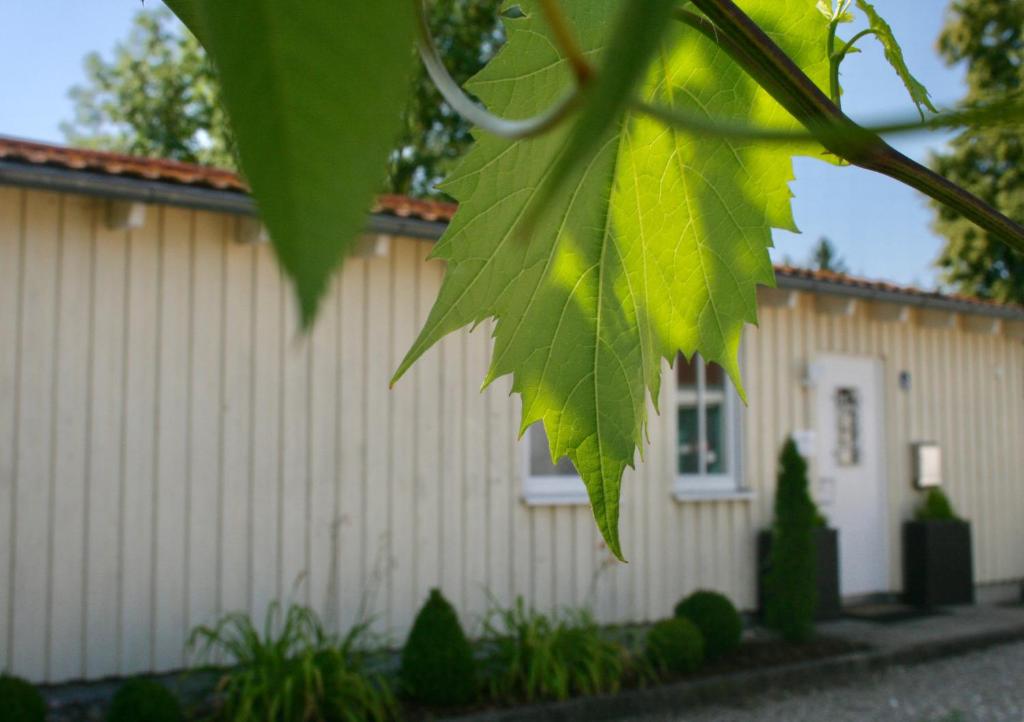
<box><xmin>2</xmin><ymin>154</ymin><xmax>1023</xmax><ymax>323</ymax></box>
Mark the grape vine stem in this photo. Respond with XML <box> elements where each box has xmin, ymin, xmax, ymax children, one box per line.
<box><xmin>683</xmin><ymin>0</ymin><xmax>1024</xmax><ymax>253</ymax></box>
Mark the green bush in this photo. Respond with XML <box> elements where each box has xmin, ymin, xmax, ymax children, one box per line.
<box><xmin>400</xmin><ymin>589</ymin><xmax>477</xmax><ymax>707</ymax></box>
<box><xmin>481</xmin><ymin>598</ymin><xmax>625</xmax><ymax>703</ymax></box>
<box><xmin>915</xmin><ymin>488</ymin><xmax>959</xmax><ymax>521</ymax></box>
<box><xmin>644</xmin><ymin>618</ymin><xmax>704</xmax><ymax>675</ymax></box>
<box><xmin>188</xmin><ymin>602</ymin><xmax>396</xmax><ymax>722</ymax></box>
<box><xmin>107</xmin><ymin>678</ymin><xmax>183</xmax><ymax>722</ymax></box>
<box><xmin>673</xmin><ymin>590</ymin><xmax>742</xmax><ymax>660</ymax></box>
<box><xmin>764</xmin><ymin>437</ymin><xmax>818</xmax><ymax>643</ymax></box>
<box><xmin>0</xmin><ymin>675</ymin><xmax>46</xmax><ymax>722</ymax></box>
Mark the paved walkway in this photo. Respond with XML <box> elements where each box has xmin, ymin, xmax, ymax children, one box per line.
<box><xmin>638</xmin><ymin>604</ymin><xmax>1024</xmax><ymax>722</ymax></box>
<box><xmin>646</xmin><ymin>639</ymin><xmax>1024</xmax><ymax>721</ymax></box>
<box><xmin>822</xmin><ymin>603</ymin><xmax>1024</xmax><ymax>656</ymax></box>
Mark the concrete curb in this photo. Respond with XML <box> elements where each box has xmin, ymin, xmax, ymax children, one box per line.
<box><xmin>441</xmin><ymin>625</ymin><xmax>1024</xmax><ymax>722</ymax></box>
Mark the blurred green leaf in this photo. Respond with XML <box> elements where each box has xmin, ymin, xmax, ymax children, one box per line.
<box><xmin>854</xmin><ymin>0</ymin><xmax>937</xmax><ymax>117</ymax></box>
<box><xmin>162</xmin><ymin>0</ymin><xmax>209</xmax><ymax>46</ymax></box>
<box><xmin>173</xmin><ymin>0</ymin><xmax>416</xmax><ymax>326</ymax></box>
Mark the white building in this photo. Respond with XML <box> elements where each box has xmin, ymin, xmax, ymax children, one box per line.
<box><xmin>1</xmin><ymin>137</ymin><xmax>1023</xmax><ymax>683</ymax></box>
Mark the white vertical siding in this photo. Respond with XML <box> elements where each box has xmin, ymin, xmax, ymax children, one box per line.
<box><xmin>2</xmin><ymin>187</ymin><xmax>1024</xmax><ymax>682</ymax></box>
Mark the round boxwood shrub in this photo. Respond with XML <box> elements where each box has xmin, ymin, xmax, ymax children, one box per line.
<box><xmin>0</xmin><ymin>674</ymin><xmax>46</xmax><ymax>722</ymax></box>
<box><xmin>106</xmin><ymin>678</ymin><xmax>183</xmax><ymax>722</ymax></box>
<box><xmin>400</xmin><ymin>588</ymin><xmax>477</xmax><ymax>706</ymax></box>
<box><xmin>674</xmin><ymin>590</ymin><xmax>742</xmax><ymax>660</ymax></box>
<box><xmin>645</xmin><ymin>618</ymin><xmax>704</xmax><ymax>675</ymax></box>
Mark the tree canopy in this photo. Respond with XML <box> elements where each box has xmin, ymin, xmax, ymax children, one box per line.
<box><xmin>810</xmin><ymin>237</ymin><xmax>849</xmax><ymax>274</ymax></box>
<box><xmin>930</xmin><ymin>0</ymin><xmax>1024</xmax><ymax>304</ymax></box>
<box><xmin>62</xmin><ymin>4</ymin><xmax>504</xmax><ymax>198</ymax></box>
<box><xmin>61</xmin><ymin>8</ymin><xmax>234</xmax><ymax>168</ymax></box>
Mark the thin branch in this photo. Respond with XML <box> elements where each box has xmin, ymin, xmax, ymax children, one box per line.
<box><xmin>683</xmin><ymin>0</ymin><xmax>1024</xmax><ymax>254</ymax></box>
<box><xmin>413</xmin><ymin>0</ymin><xmax>580</xmax><ymax>140</ymax></box>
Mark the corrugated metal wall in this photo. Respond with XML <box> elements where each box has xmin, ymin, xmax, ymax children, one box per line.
<box><xmin>1</xmin><ymin>186</ymin><xmax>1022</xmax><ymax>683</ymax></box>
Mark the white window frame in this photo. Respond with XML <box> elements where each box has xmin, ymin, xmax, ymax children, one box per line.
<box><xmin>521</xmin><ymin>423</ymin><xmax>589</xmax><ymax>506</ymax></box>
<box><xmin>673</xmin><ymin>356</ymin><xmax>745</xmax><ymax>500</ymax></box>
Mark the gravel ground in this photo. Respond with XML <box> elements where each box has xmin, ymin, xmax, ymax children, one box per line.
<box><xmin>644</xmin><ymin>640</ymin><xmax>1024</xmax><ymax>722</ymax></box>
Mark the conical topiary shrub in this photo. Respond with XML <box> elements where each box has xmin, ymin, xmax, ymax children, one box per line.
<box><xmin>106</xmin><ymin>678</ymin><xmax>183</xmax><ymax>722</ymax></box>
<box><xmin>400</xmin><ymin>588</ymin><xmax>477</xmax><ymax>706</ymax></box>
<box><xmin>915</xmin><ymin>487</ymin><xmax>958</xmax><ymax>521</ymax></box>
<box><xmin>764</xmin><ymin>437</ymin><xmax>818</xmax><ymax>642</ymax></box>
<box><xmin>0</xmin><ymin>674</ymin><xmax>46</xmax><ymax>722</ymax></box>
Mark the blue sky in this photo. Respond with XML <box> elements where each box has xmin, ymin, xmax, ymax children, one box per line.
<box><xmin>0</xmin><ymin>1</ymin><xmax>964</xmax><ymax>287</ymax></box>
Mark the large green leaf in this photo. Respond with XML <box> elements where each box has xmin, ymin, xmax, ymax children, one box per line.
<box><xmin>393</xmin><ymin>0</ymin><xmax>830</xmax><ymax>559</ymax></box>
<box><xmin>168</xmin><ymin>0</ymin><xmax>416</xmax><ymax>325</ymax></box>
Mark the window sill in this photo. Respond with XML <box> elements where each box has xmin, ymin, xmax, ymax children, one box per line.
<box><xmin>522</xmin><ymin>476</ymin><xmax>589</xmax><ymax>507</ymax></box>
<box><xmin>672</xmin><ymin>488</ymin><xmax>756</xmax><ymax>503</ymax></box>
<box><xmin>521</xmin><ymin>490</ymin><xmax>590</xmax><ymax>507</ymax></box>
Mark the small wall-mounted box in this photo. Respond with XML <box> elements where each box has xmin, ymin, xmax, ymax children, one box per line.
<box><xmin>912</xmin><ymin>442</ymin><xmax>942</xmax><ymax>488</ymax></box>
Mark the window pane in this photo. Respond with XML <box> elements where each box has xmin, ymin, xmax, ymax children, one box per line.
<box><xmin>677</xmin><ymin>405</ymin><xmax>699</xmax><ymax>474</ymax></box>
<box><xmin>528</xmin><ymin>423</ymin><xmax>577</xmax><ymax>477</ymax></box>
<box><xmin>705</xmin><ymin>402</ymin><xmax>728</xmax><ymax>474</ymax></box>
<box><xmin>676</xmin><ymin>353</ymin><xmax>697</xmax><ymax>388</ymax></box>
<box><xmin>834</xmin><ymin>387</ymin><xmax>860</xmax><ymax>467</ymax></box>
<box><xmin>705</xmin><ymin>361</ymin><xmax>725</xmax><ymax>390</ymax></box>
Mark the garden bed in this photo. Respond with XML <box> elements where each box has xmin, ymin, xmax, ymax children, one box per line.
<box><xmin>407</xmin><ymin>633</ymin><xmax>867</xmax><ymax>721</ymax></box>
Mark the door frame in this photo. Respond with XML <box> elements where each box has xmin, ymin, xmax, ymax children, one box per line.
<box><xmin>813</xmin><ymin>353</ymin><xmax>891</xmax><ymax>598</ymax></box>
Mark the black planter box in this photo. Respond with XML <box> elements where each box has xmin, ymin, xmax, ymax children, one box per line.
<box><xmin>903</xmin><ymin>519</ymin><xmax>974</xmax><ymax>608</ymax></box>
<box><xmin>757</xmin><ymin>527</ymin><xmax>841</xmax><ymax>621</ymax></box>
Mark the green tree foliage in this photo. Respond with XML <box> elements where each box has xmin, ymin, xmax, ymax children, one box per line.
<box><xmin>61</xmin><ymin>9</ymin><xmax>234</xmax><ymax>168</ymax></box>
<box><xmin>64</xmin><ymin>4</ymin><xmax>503</xmax><ymax>198</ymax></box>
<box><xmin>0</xmin><ymin>675</ymin><xmax>46</xmax><ymax>722</ymax></box>
<box><xmin>644</xmin><ymin>618</ymin><xmax>704</xmax><ymax>675</ymax></box>
<box><xmin>673</xmin><ymin>590</ymin><xmax>742</xmax><ymax>660</ymax></box>
<box><xmin>388</xmin><ymin>0</ymin><xmax>504</xmax><ymax>197</ymax></box>
<box><xmin>400</xmin><ymin>589</ymin><xmax>477</xmax><ymax>706</ymax></box>
<box><xmin>765</xmin><ymin>438</ymin><xmax>818</xmax><ymax>643</ymax></box>
<box><xmin>930</xmin><ymin>0</ymin><xmax>1024</xmax><ymax>304</ymax></box>
<box><xmin>106</xmin><ymin>679</ymin><xmax>183</xmax><ymax>722</ymax></box>
<box><xmin>810</xmin><ymin>237</ymin><xmax>850</xmax><ymax>274</ymax></box>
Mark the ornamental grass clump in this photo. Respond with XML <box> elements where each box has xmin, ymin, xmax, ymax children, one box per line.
<box><xmin>399</xmin><ymin>589</ymin><xmax>477</xmax><ymax>707</ymax></box>
<box><xmin>673</xmin><ymin>590</ymin><xmax>742</xmax><ymax>660</ymax></box>
<box><xmin>0</xmin><ymin>674</ymin><xmax>46</xmax><ymax>722</ymax></box>
<box><xmin>187</xmin><ymin>602</ymin><xmax>396</xmax><ymax>722</ymax></box>
<box><xmin>481</xmin><ymin>597</ymin><xmax>626</xmax><ymax>703</ymax></box>
<box><xmin>644</xmin><ymin>618</ymin><xmax>704</xmax><ymax>676</ymax></box>
<box><xmin>106</xmin><ymin>678</ymin><xmax>183</xmax><ymax>722</ymax></box>
<box><xmin>764</xmin><ymin>437</ymin><xmax>818</xmax><ymax>643</ymax></box>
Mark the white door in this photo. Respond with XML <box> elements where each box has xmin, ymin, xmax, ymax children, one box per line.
<box><xmin>814</xmin><ymin>354</ymin><xmax>889</xmax><ymax>597</ymax></box>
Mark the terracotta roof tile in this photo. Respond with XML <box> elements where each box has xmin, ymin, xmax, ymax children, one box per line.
<box><xmin>0</xmin><ymin>135</ymin><xmax>248</xmax><ymax>192</ymax></box>
<box><xmin>0</xmin><ymin>136</ymin><xmax>459</xmax><ymax>223</ymax></box>
<box><xmin>774</xmin><ymin>265</ymin><xmax>1019</xmax><ymax>313</ymax></box>
<box><xmin>0</xmin><ymin>136</ymin><xmax>1020</xmax><ymax>316</ymax></box>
